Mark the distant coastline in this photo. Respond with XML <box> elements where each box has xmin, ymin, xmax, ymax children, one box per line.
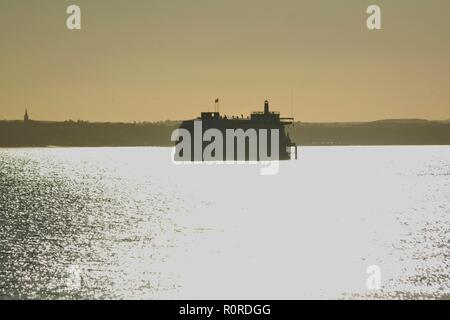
<box><xmin>1</xmin><ymin>119</ymin><xmax>450</xmax><ymax>147</ymax></box>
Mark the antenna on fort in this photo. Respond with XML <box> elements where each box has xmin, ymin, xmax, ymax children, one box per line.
<box><xmin>290</xmin><ymin>88</ymin><xmax>294</xmax><ymax>118</ymax></box>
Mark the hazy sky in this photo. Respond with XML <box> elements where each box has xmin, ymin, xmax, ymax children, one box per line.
<box><xmin>1</xmin><ymin>0</ymin><xmax>449</xmax><ymax>122</ymax></box>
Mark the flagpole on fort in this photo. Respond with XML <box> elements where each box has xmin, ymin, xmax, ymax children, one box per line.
<box><xmin>290</xmin><ymin>88</ymin><xmax>294</xmax><ymax>118</ymax></box>
<box><xmin>214</xmin><ymin>98</ymin><xmax>219</xmax><ymax>113</ymax></box>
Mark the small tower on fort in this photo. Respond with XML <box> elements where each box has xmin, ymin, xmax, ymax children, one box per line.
<box><xmin>24</xmin><ymin>109</ymin><xmax>29</xmax><ymax>122</ymax></box>
<box><xmin>264</xmin><ymin>100</ymin><xmax>270</xmax><ymax>114</ymax></box>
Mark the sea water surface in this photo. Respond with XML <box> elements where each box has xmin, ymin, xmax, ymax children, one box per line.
<box><xmin>0</xmin><ymin>146</ymin><xmax>449</xmax><ymax>299</ymax></box>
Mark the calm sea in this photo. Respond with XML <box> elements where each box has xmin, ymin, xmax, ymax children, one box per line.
<box><xmin>0</xmin><ymin>146</ymin><xmax>449</xmax><ymax>299</ymax></box>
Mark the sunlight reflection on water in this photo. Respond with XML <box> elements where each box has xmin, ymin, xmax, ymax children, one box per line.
<box><xmin>0</xmin><ymin>146</ymin><xmax>449</xmax><ymax>299</ymax></box>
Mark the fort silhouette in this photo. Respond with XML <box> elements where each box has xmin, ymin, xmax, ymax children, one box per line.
<box><xmin>1</xmin><ymin>109</ymin><xmax>450</xmax><ymax>147</ymax></box>
<box><xmin>175</xmin><ymin>100</ymin><xmax>297</xmax><ymax>161</ymax></box>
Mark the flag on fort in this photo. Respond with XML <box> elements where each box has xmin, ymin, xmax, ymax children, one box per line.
<box><xmin>215</xmin><ymin>98</ymin><xmax>219</xmax><ymax>103</ymax></box>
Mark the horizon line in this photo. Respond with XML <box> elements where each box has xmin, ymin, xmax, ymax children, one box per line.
<box><xmin>1</xmin><ymin>118</ymin><xmax>450</xmax><ymax>124</ymax></box>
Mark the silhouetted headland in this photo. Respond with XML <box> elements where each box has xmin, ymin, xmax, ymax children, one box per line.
<box><xmin>1</xmin><ymin>118</ymin><xmax>450</xmax><ymax>147</ymax></box>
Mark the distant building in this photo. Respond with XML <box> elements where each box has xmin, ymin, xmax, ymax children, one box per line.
<box><xmin>24</xmin><ymin>109</ymin><xmax>29</xmax><ymax>122</ymax></box>
<box><xmin>176</xmin><ymin>100</ymin><xmax>297</xmax><ymax>161</ymax></box>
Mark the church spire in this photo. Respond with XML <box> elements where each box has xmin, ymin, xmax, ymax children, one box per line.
<box><xmin>24</xmin><ymin>108</ymin><xmax>29</xmax><ymax>122</ymax></box>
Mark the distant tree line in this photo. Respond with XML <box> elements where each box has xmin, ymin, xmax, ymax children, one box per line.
<box><xmin>1</xmin><ymin>119</ymin><xmax>450</xmax><ymax>147</ymax></box>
